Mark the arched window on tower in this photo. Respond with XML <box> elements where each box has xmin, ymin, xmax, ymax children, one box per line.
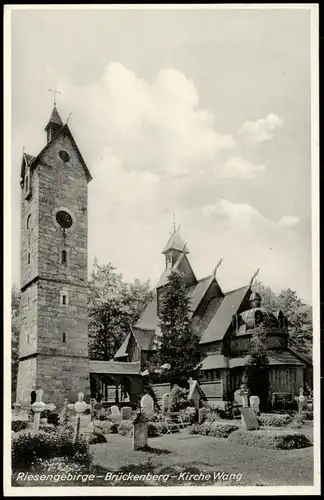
<box><xmin>25</xmin><ymin>177</ymin><xmax>29</xmax><ymax>192</ymax></box>
<box><xmin>26</xmin><ymin>214</ymin><xmax>31</xmax><ymax>230</ymax></box>
<box><xmin>62</xmin><ymin>249</ymin><xmax>67</xmax><ymax>264</ymax></box>
<box><xmin>62</xmin><ymin>333</ymin><xmax>66</xmax><ymax>344</ymax></box>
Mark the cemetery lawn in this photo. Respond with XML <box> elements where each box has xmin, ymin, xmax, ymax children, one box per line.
<box><xmin>12</xmin><ymin>424</ymin><xmax>313</xmax><ymax>488</ymax></box>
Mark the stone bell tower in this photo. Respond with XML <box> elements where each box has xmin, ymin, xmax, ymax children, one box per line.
<box><xmin>16</xmin><ymin>103</ymin><xmax>92</xmax><ymax>409</ymax></box>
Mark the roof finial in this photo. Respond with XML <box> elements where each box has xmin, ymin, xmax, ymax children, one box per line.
<box><xmin>250</xmin><ymin>268</ymin><xmax>260</xmax><ymax>286</ymax></box>
<box><xmin>173</xmin><ymin>213</ymin><xmax>176</xmax><ymax>233</ymax></box>
<box><xmin>66</xmin><ymin>112</ymin><xmax>72</xmax><ymax>124</ymax></box>
<box><xmin>49</xmin><ymin>84</ymin><xmax>62</xmax><ymax>106</ymax></box>
<box><xmin>213</xmin><ymin>258</ymin><xmax>223</xmax><ymax>278</ymax></box>
<box><xmin>182</xmin><ymin>242</ymin><xmax>187</xmax><ymax>253</ymax></box>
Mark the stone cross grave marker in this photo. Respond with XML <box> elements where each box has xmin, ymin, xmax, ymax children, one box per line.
<box><xmin>121</xmin><ymin>406</ymin><xmax>132</xmax><ymax>420</ymax></box>
<box><xmin>141</xmin><ymin>394</ymin><xmax>154</xmax><ymax>420</ymax></box>
<box><xmin>31</xmin><ymin>389</ymin><xmax>56</xmax><ymax>435</ymax></box>
<box><xmin>250</xmin><ymin>395</ymin><xmax>260</xmax><ymax>414</ymax></box>
<box><xmin>298</xmin><ymin>388</ymin><xmax>306</xmax><ymax>415</ymax></box>
<box><xmin>161</xmin><ymin>393</ymin><xmax>170</xmax><ymax>415</ymax></box>
<box><xmin>240</xmin><ymin>407</ymin><xmax>260</xmax><ymax>431</ymax></box>
<box><xmin>67</xmin><ymin>392</ymin><xmax>90</xmax><ymax>443</ymax></box>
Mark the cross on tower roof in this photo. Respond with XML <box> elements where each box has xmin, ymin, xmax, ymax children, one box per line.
<box><xmin>48</xmin><ymin>85</ymin><xmax>62</xmax><ymax>106</ymax></box>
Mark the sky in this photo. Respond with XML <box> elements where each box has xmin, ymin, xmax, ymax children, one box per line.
<box><xmin>9</xmin><ymin>6</ymin><xmax>315</xmax><ymax>304</ymax></box>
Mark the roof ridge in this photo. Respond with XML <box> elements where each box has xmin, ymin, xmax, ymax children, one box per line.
<box><xmin>225</xmin><ymin>284</ymin><xmax>250</xmax><ymax>295</ymax></box>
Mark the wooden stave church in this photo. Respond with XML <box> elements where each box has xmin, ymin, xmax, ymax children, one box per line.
<box><xmin>111</xmin><ymin>228</ymin><xmax>312</xmax><ymax>408</ymax></box>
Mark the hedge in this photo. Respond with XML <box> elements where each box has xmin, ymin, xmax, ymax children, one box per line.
<box><xmin>189</xmin><ymin>422</ymin><xmax>239</xmax><ymax>438</ymax></box>
<box><xmin>257</xmin><ymin>413</ymin><xmax>292</xmax><ymax>427</ymax></box>
<box><xmin>12</xmin><ymin>428</ymin><xmax>90</xmax><ymax>471</ymax></box>
<box><xmin>228</xmin><ymin>429</ymin><xmax>312</xmax><ymax>450</ymax></box>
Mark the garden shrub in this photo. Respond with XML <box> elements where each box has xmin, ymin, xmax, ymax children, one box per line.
<box><xmin>179</xmin><ymin>407</ymin><xmax>197</xmax><ymax>424</ymax></box>
<box><xmin>117</xmin><ymin>419</ymin><xmax>133</xmax><ymax>437</ymax></box>
<box><xmin>87</xmin><ymin>432</ymin><xmax>107</xmax><ymax>445</ymax></box>
<box><xmin>301</xmin><ymin>410</ymin><xmax>313</xmax><ymax>421</ymax></box>
<box><xmin>94</xmin><ymin>420</ymin><xmax>118</xmax><ymax>434</ymax></box>
<box><xmin>12</xmin><ymin>428</ymin><xmax>90</xmax><ymax>471</ymax></box>
<box><xmin>189</xmin><ymin>422</ymin><xmax>239</xmax><ymax>438</ymax></box>
<box><xmin>168</xmin><ymin>386</ymin><xmax>189</xmax><ymax>412</ymax></box>
<box><xmin>11</xmin><ymin>420</ymin><xmax>29</xmax><ymax>433</ymax></box>
<box><xmin>258</xmin><ymin>413</ymin><xmax>292</xmax><ymax>427</ymax></box>
<box><xmin>47</xmin><ymin>413</ymin><xmax>60</xmax><ymax>426</ymax></box>
<box><xmin>228</xmin><ymin>429</ymin><xmax>312</xmax><ymax>449</ymax></box>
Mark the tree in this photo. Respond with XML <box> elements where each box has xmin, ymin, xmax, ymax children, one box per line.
<box><xmin>148</xmin><ymin>270</ymin><xmax>200</xmax><ymax>383</ymax></box>
<box><xmin>11</xmin><ymin>286</ymin><xmax>20</xmax><ymax>403</ymax></box>
<box><xmin>253</xmin><ymin>280</ymin><xmax>312</xmax><ymax>359</ymax></box>
<box><xmin>88</xmin><ymin>260</ymin><xmax>153</xmax><ymax>360</ymax></box>
<box><xmin>245</xmin><ymin>327</ymin><xmax>270</xmax><ymax>411</ymax></box>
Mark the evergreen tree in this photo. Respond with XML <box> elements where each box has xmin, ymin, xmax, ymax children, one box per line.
<box><xmin>150</xmin><ymin>270</ymin><xmax>200</xmax><ymax>383</ymax></box>
<box><xmin>245</xmin><ymin>328</ymin><xmax>270</xmax><ymax>411</ymax></box>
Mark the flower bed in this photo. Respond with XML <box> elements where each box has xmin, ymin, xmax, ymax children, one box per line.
<box><xmin>189</xmin><ymin>422</ymin><xmax>239</xmax><ymax>438</ymax></box>
<box><xmin>228</xmin><ymin>429</ymin><xmax>312</xmax><ymax>450</ymax></box>
<box><xmin>12</xmin><ymin>427</ymin><xmax>90</xmax><ymax>471</ymax></box>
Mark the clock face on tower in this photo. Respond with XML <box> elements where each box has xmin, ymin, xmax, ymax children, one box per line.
<box><xmin>56</xmin><ymin>210</ymin><xmax>73</xmax><ymax>229</ymax></box>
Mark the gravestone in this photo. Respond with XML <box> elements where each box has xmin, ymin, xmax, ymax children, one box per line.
<box><xmin>141</xmin><ymin>394</ymin><xmax>154</xmax><ymax>420</ymax></box>
<box><xmin>133</xmin><ymin>413</ymin><xmax>148</xmax><ymax>451</ymax></box>
<box><xmin>111</xmin><ymin>405</ymin><xmax>120</xmax><ymax>415</ymax></box>
<box><xmin>121</xmin><ymin>406</ymin><xmax>132</xmax><ymax>420</ymax></box>
<box><xmin>240</xmin><ymin>407</ymin><xmax>260</xmax><ymax>430</ymax></box>
<box><xmin>161</xmin><ymin>393</ymin><xmax>170</xmax><ymax>415</ymax></box>
<box><xmin>250</xmin><ymin>395</ymin><xmax>260</xmax><ymax>414</ymax></box>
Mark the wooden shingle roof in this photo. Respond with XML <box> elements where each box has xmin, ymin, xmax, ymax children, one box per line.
<box><xmin>199</xmin><ymin>285</ymin><xmax>250</xmax><ymax>344</ymax></box>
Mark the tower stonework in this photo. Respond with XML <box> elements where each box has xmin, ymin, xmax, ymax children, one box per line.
<box><xmin>16</xmin><ymin>107</ymin><xmax>92</xmax><ymax>408</ymax></box>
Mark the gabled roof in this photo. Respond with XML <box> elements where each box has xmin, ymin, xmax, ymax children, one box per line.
<box><xmin>36</xmin><ymin>123</ymin><xmax>92</xmax><ymax>183</ymax></box>
<box><xmin>196</xmin><ymin>354</ymin><xmax>228</xmax><ymax>370</ymax></box>
<box><xmin>199</xmin><ymin>285</ymin><xmax>250</xmax><ymax>344</ymax></box>
<box><xmin>187</xmin><ymin>274</ymin><xmax>218</xmax><ymax>313</ymax></box>
<box><xmin>287</xmin><ymin>347</ymin><xmax>312</xmax><ymax>365</ymax></box>
<box><xmin>156</xmin><ymin>253</ymin><xmax>197</xmax><ymax>289</ymax></box>
<box><xmin>20</xmin><ymin>153</ymin><xmax>36</xmax><ymax>180</ymax></box>
<box><xmin>21</xmin><ymin>119</ymin><xmax>92</xmax><ymax>183</ymax></box>
<box><xmin>136</xmin><ymin>295</ymin><xmax>158</xmax><ymax>331</ymax></box>
<box><xmin>45</xmin><ymin>106</ymin><xmax>64</xmax><ymax>129</ymax></box>
<box><xmin>133</xmin><ymin>327</ymin><xmax>155</xmax><ymax>351</ymax></box>
<box><xmin>228</xmin><ymin>350</ymin><xmax>305</xmax><ymax>368</ymax></box>
<box><xmin>162</xmin><ymin>229</ymin><xmax>189</xmax><ymax>254</ymax></box>
<box><xmin>114</xmin><ymin>333</ymin><xmax>131</xmax><ymax>359</ymax></box>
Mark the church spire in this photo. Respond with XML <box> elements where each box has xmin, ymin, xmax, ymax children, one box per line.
<box><xmin>44</xmin><ymin>106</ymin><xmax>64</xmax><ymax>143</ymax></box>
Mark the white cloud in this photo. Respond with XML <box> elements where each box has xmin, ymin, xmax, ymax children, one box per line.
<box><xmin>60</xmin><ymin>63</ymin><xmax>235</xmax><ymax>178</ymax></box>
<box><xmin>220</xmin><ymin>156</ymin><xmax>266</xmax><ymax>179</ymax></box>
<box><xmin>277</xmin><ymin>215</ymin><xmax>300</xmax><ymax>227</ymax></box>
<box><xmin>238</xmin><ymin>113</ymin><xmax>283</xmax><ymax>143</ymax></box>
